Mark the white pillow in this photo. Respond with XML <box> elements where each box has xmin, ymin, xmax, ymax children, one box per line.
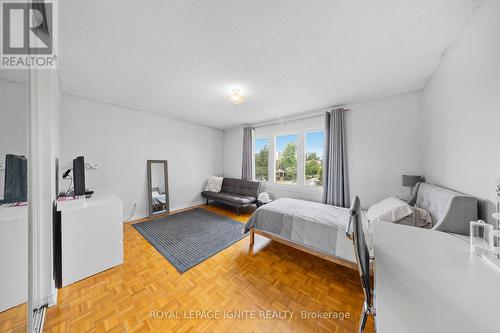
<box><xmin>258</xmin><ymin>192</ymin><xmax>271</xmax><ymax>203</ymax></box>
<box><xmin>205</xmin><ymin>176</ymin><xmax>224</xmax><ymax>192</ymax></box>
<box><xmin>367</xmin><ymin>197</ymin><xmax>412</xmax><ymax>223</ymax></box>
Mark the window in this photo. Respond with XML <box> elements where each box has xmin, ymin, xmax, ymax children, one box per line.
<box><xmin>275</xmin><ymin>134</ymin><xmax>298</xmax><ymax>184</ymax></box>
<box><xmin>305</xmin><ymin>131</ymin><xmax>324</xmax><ymax>186</ymax></box>
<box><xmin>254</xmin><ymin>138</ymin><xmax>270</xmax><ymax>181</ymax></box>
<box><xmin>253</xmin><ymin>128</ymin><xmax>324</xmax><ymax>189</ymax></box>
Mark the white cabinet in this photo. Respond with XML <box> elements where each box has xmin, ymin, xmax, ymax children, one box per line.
<box><xmin>57</xmin><ymin>193</ymin><xmax>123</xmax><ymax>287</ymax></box>
<box><xmin>0</xmin><ymin>206</ymin><xmax>28</xmax><ymax>312</ymax></box>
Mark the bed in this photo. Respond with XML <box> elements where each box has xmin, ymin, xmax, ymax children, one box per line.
<box><xmin>244</xmin><ymin>198</ymin><xmax>366</xmax><ymax>269</ymax></box>
<box><xmin>244</xmin><ymin>183</ymin><xmax>477</xmax><ymax>268</ymax></box>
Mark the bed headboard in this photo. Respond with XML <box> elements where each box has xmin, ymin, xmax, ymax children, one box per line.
<box><xmin>409</xmin><ymin>183</ymin><xmax>477</xmax><ymax>235</ymax></box>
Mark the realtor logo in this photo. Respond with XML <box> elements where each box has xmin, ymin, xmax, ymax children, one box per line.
<box><xmin>1</xmin><ymin>0</ymin><xmax>58</xmax><ymax>68</ymax></box>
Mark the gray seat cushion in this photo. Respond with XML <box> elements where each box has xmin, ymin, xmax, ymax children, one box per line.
<box><xmin>221</xmin><ymin>178</ymin><xmax>261</xmax><ymax>198</ymax></box>
<box><xmin>202</xmin><ymin>191</ymin><xmax>256</xmax><ymax>205</ymax></box>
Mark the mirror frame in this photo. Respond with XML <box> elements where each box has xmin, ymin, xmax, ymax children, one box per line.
<box><xmin>147</xmin><ymin>160</ymin><xmax>170</xmax><ymax>217</ymax></box>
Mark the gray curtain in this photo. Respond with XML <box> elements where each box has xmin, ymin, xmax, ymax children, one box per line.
<box><xmin>242</xmin><ymin>127</ymin><xmax>254</xmax><ymax>180</ymax></box>
<box><xmin>323</xmin><ymin>108</ymin><xmax>350</xmax><ymax>207</ymax></box>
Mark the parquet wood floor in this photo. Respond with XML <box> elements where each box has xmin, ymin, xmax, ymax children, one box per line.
<box><xmin>0</xmin><ymin>204</ymin><xmax>374</xmax><ymax>333</ymax></box>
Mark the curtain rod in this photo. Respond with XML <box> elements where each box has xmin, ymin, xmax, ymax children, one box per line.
<box><xmin>253</xmin><ymin>106</ymin><xmax>349</xmax><ymax>129</ymax></box>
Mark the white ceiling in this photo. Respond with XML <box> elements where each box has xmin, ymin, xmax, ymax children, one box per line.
<box><xmin>56</xmin><ymin>0</ymin><xmax>482</xmax><ymax>129</ymax></box>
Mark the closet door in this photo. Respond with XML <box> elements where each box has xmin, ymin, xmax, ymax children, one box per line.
<box><xmin>0</xmin><ymin>2</ymin><xmax>59</xmax><ymax>331</ymax></box>
<box><xmin>0</xmin><ymin>69</ymin><xmax>30</xmax><ymax>330</ymax></box>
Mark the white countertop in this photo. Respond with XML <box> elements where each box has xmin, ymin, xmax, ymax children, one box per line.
<box><xmin>374</xmin><ymin>221</ymin><xmax>500</xmax><ymax>333</ymax></box>
<box><xmin>57</xmin><ymin>191</ymin><xmax>122</xmax><ymax>212</ymax></box>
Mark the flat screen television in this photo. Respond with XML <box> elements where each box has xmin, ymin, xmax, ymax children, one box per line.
<box><xmin>73</xmin><ymin>156</ymin><xmax>86</xmax><ymax>196</ymax></box>
<box><xmin>3</xmin><ymin>154</ymin><xmax>28</xmax><ymax>203</ymax></box>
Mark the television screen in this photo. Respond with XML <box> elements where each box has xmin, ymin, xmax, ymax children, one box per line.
<box><xmin>3</xmin><ymin>154</ymin><xmax>28</xmax><ymax>203</ymax></box>
<box><xmin>73</xmin><ymin>156</ymin><xmax>86</xmax><ymax>196</ymax></box>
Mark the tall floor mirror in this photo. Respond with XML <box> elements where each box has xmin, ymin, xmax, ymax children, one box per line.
<box><xmin>147</xmin><ymin>160</ymin><xmax>169</xmax><ymax>217</ymax></box>
<box><xmin>0</xmin><ymin>70</ymin><xmax>29</xmax><ymax>330</ymax></box>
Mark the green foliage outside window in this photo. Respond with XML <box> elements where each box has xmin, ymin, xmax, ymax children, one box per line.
<box><xmin>255</xmin><ymin>144</ymin><xmax>269</xmax><ymax>181</ymax></box>
<box><xmin>276</xmin><ymin>142</ymin><xmax>297</xmax><ymax>183</ymax></box>
<box><xmin>305</xmin><ymin>152</ymin><xmax>323</xmax><ymax>186</ymax></box>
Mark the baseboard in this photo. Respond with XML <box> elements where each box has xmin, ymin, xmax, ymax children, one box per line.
<box><xmin>170</xmin><ymin>199</ymin><xmax>205</xmax><ymax>212</ymax></box>
<box><xmin>125</xmin><ymin>200</ymin><xmax>205</xmax><ymax>224</ymax></box>
<box><xmin>124</xmin><ymin>212</ymin><xmax>148</xmax><ymax>223</ymax></box>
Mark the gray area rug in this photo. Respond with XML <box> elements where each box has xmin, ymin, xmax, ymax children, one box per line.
<box><xmin>133</xmin><ymin>208</ymin><xmax>247</xmax><ymax>273</ymax></box>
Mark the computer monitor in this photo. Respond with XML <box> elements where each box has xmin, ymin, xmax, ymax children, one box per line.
<box><xmin>73</xmin><ymin>156</ymin><xmax>86</xmax><ymax>196</ymax></box>
<box><xmin>3</xmin><ymin>154</ymin><xmax>27</xmax><ymax>203</ymax></box>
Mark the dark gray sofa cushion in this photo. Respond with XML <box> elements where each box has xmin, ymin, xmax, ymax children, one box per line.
<box><xmin>221</xmin><ymin>178</ymin><xmax>261</xmax><ymax>198</ymax></box>
<box><xmin>201</xmin><ymin>191</ymin><xmax>255</xmax><ymax>205</ymax></box>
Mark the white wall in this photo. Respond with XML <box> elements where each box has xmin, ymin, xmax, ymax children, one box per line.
<box><xmin>61</xmin><ymin>95</ymin><xmax>224</xmax><ymax>220</ymax></box>
<box><xmin>223</xmin><ymin>91</ymin><xmax>422</xmax><ymax>208</ymax></box>
<box><xmin>421</xmin><ymin>0</ymin><xmax>500</xmax><ymax>223</ymax></box>
<box><xmin>347</xmin><ymin>92</ymin><xmax>423</xmax><ymax>207</ymax></box>
<box><xmin>223</xmin><ymin>126</ymin><xmax>243</xmax><ymax>179</ymax></box>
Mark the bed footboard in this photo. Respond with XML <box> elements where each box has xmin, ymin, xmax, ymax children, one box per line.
<box><xmin>248</xmin><ymin>227</ymin><xmax>357</xmax><ymax>270</ymax></box>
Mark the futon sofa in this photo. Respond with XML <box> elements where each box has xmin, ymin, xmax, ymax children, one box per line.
<box><xmin>202</xmin><ymin>178</ymin><xmax>261</xmax><ymax>215</ymax></box>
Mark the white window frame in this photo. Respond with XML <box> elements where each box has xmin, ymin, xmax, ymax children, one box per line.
<box><xmin>253</xmin><ymin>127</ymin><xmax>324</xmax><ymax>192</ymax></box>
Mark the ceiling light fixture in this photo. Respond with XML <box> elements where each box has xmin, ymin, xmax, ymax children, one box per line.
<box><xmin>228</xmin><ymin>89</ymin><xmax>245</xmax><ymax>105</ymax></box>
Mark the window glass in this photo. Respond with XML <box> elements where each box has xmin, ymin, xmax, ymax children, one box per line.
<box><xmin>305</xmin><ymin>131</ymin><xmax>324</xmax><ymax>186</ymax></box>
<box><xmin>254</xmin><ymin>138</ymin><xmax>270</xmax><ymax>181</ymax></box>
<box><xmin>275</xmin><ymin>134</ymin><xmax>297</xmax><ymax>184</ymax></box>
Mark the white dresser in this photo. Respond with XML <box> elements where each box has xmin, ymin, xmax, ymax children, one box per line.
<box><xmin>0</xmin><ymin>205</ymin><xmax>28</xmax><ymax>311</ymax></box>
<box><xmin>374</xmin><ymin>221</ymin><xmax>500</xmax><ymax>333</ymax></box>
<box><xmin>57</xmin><ymin>192</ymin><xmax>123</xmax><ymax>287</ymax></box>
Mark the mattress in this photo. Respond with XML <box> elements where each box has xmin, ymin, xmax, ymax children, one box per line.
<box><xmin>244</xmin><ymin>198</ymin><xmax>373</xmax><ymax>263</ymax></box>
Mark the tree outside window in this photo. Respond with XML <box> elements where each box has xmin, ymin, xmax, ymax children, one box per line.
<box><xmin>275</xmin><ymin>134</ymin><xmax>297</xmax><ymax>184</ymax></box>
<box><xmin>305</xmin><ymin>131</ymin><xmax>324</xmax><ymax>186</ymax></box>
<box><xmin>254</xmin><ymin>138</ymin><xmax>269</xmax><ymax>181</ymax></box>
